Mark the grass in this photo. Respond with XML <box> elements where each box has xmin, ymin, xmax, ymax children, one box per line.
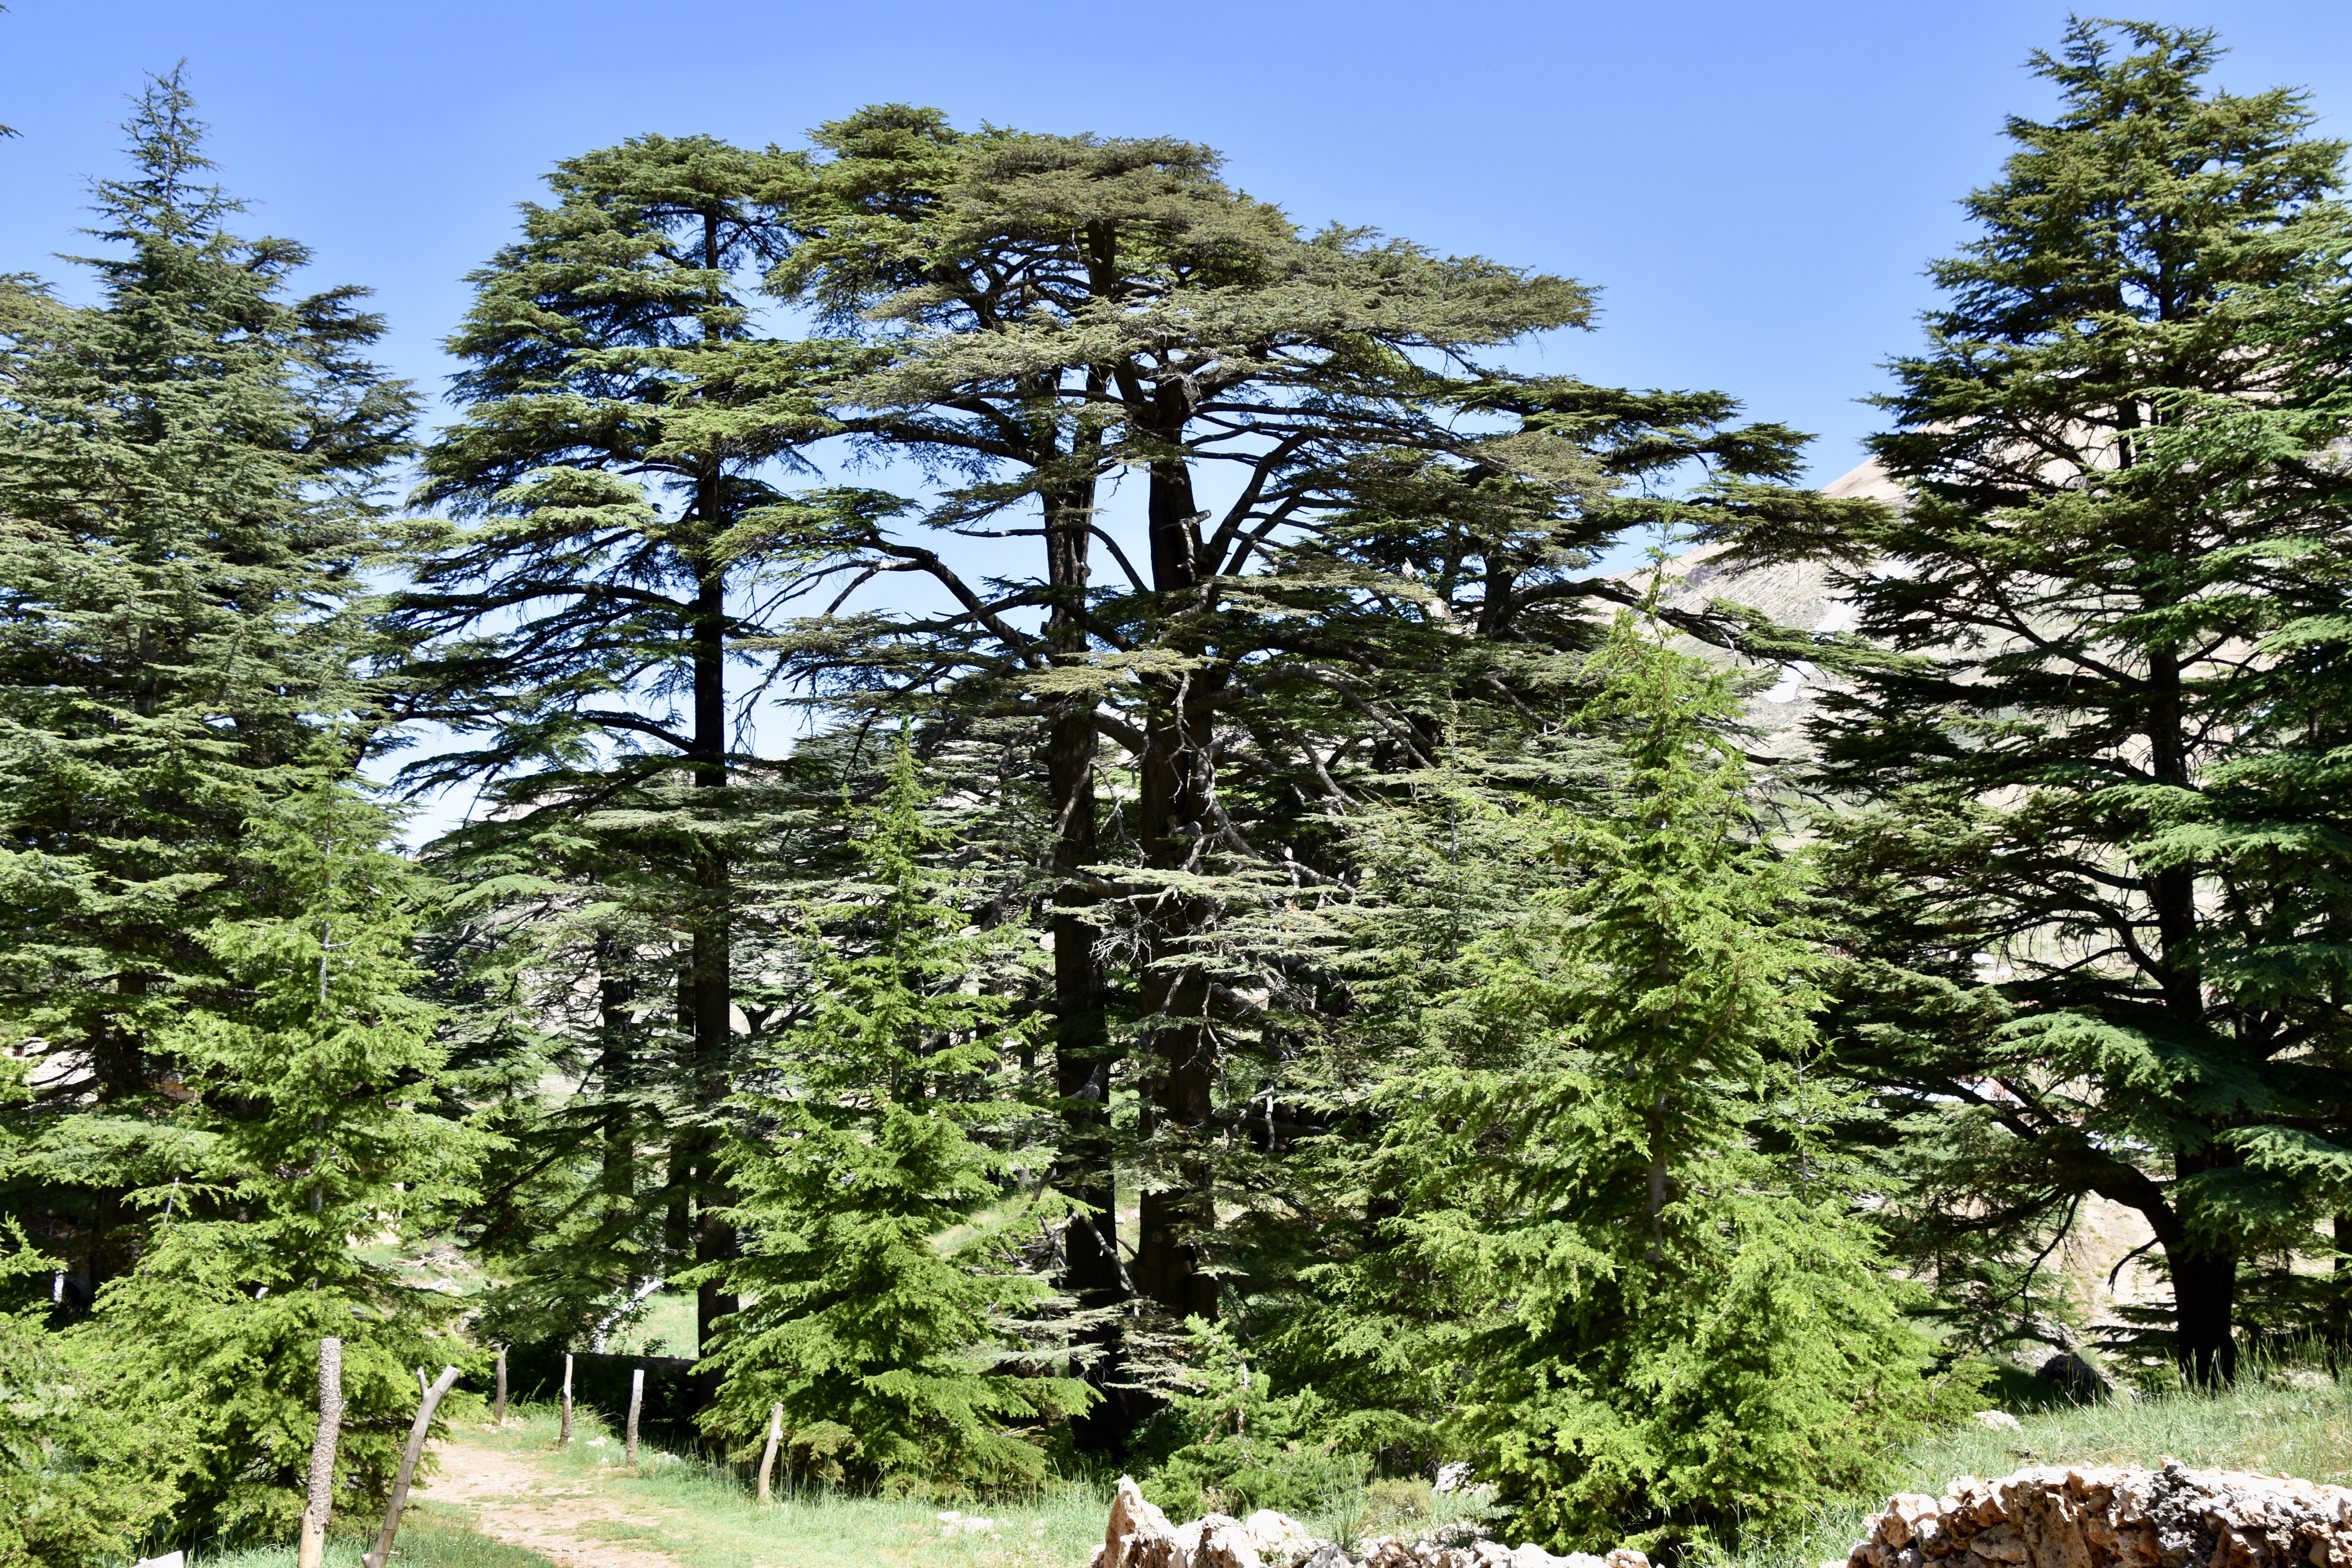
<box><xmin>466</xmin><ymin>1403</ymin><xmax>1119</xmax><ymax>1568</ymax></box>
<box><xmin>192</xmin><ymin>1506</ymin><xmax>557</xmax><ymax>1568</ymax></box>
<box><xmin>187</xmin><ymin>1371</ymin><xmax>2352</xmax><ymax>1568</ymax></box>
<box><xmin>1726</xmin><ymin>1366</ymin><xmax>2352</xmax><ymax>1568</ymax></box>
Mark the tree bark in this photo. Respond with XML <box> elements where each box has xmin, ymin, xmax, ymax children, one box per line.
<box><xmin>688</xmin><ymin>566</ymin><xmax>739</xmax><ymax>1357</ymax></box>
<box><xmin>559</xmin><ymin>1352</ymin><xmax>573</xmax><ymax>1446</ymax></box>
<box><xmin>1130</xmin><ymin>441</ymin><xmax>1221</xmax><ymax>1325</ymax></box>
<box><xmin>757</xmin><ymin>1401</ymin><xmax>782</xmax><ymax>1503</ymax></box>
<box><xmin>298</xmin><ymin>1337</ymin><xmax>344</xmax><ymax>1568</ymax></box>
<box><xmin>365</xmin><ymin>1365</ymin><xmax>459</xmax><ymax>1568</ymax></box>
<box><xmin>2171</xmin><ymin>1241</ymin><xmax>2239</xmax><ymax>1387</ymax></box>
<box><xmin>1042</xmin><ymin>456</ymin><xmax>1132</xmax><ymax>1448</ymax></box>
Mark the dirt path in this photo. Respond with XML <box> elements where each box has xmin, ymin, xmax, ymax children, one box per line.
<box><xmin>416</xmin><ymin>1436</ymin><xmax>682</xmax><ymax>1568</ymax></box>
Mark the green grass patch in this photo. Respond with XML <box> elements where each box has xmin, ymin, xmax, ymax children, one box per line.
<box><xmin>189</xmin><ymin>1375</ymin><xmax>2352</xmax><ymax>1568</ymax></box>
<box><xmin>191</xmin><ymin>1504</ymin><xmax>559</xmax><ymax>1568</ymax></box>
<box><xmin>1726</xmin><ymin>1368</ymin><xmax>2352</xmax><ymax>1568</ymax></box>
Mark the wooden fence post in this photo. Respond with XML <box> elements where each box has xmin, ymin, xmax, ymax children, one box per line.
<box><xmin>624</xmin><ymin>1366</ymin><xmax>644</xmax><ymax>1467</ymax></box>
<box><xmin>493</xmin><ymin>1345</ymin><xmax>507</xmax><ymax>1426</ymax></box>
<box><xmin>756</xmin><ymin>1401</ymin><xmax>782</xmax><ymax>1503</ymax></box>
<box><xmin>297</xmin><ymin>1338</ymin><xmax>344</xmax><ymax>1568</ymax></box>
<box><xmin>559</xmin><ymin>1352</ymin><xmax>573</xmax><ymax>1446</ymax></box>
<box><xmin>363</xmin><ymin>1364</ymin><xmax>459</xmax><ymax>1568</ymax></box>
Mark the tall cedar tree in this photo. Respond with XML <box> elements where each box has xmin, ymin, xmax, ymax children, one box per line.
<box><xmin>697</xmin><ymin>740</ymin><xmax>1092</xmax><ymax>1488</ymax></box>
<box><xmin>396</xmin><ymin>136</ymin><xmax>817</xmax><ymax>1354</ymax></box>
<box><xmin>0</xmin><ymin>72</ymin><xmax>415</xmax><ymax>1304</ymax></box>
<box><xmin>1367</xmin><ymin>613</ymin><xmax>1960</xmax><ymax>1549</ymax></box>
<box><xmin>1749</xmin><ymin>20</ymin><xmax>2352</xmax><ymax>1383</ymax></box>
<box><xmin>724</xmin><ymin>114</ymin><xmax>1879</xmax><ymax>1441</ymax></box>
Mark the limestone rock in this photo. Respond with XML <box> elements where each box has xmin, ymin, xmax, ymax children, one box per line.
<box><xmin>1846</xmin><ymin>1461</ymin><xmax>2352</xmax><ymax>1568</ymax></box>
<box><xmin>1105</xmin><ymin>1481</ymin><xmax>1652</xmax><ymax>1568</ymax></box>
<box><xmin>1098</xmin><ymin>1477</ymin><xmax>1183</xmax><ymax>1568</ymax></box>
<box><xmin>1245</xmin><ymin>1510</ymin><xmax>1314</xmax><ymax>1564</ymax></box>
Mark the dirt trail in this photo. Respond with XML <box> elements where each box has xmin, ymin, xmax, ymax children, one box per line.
<box><xmin>416</xmin><ymin>1434</ymin><xmax>681</xmax><ymax>1568</ymax></box>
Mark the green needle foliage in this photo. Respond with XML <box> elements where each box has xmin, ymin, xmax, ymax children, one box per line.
<box><xmin>397</xmin><ymin>133</ymin><xmax>825</xmax><ymax>1358</ymax></box>
<box><xmin>0</xmin><ymin>67</ymin><xmax>413</xmax><ymax>1313</ymax></box>
<box><xmin>1362</xmin><ymin>612</ymin><xmax>1963</xmax><ymax>1549</ymax></box>
<box><xmin>0</xmin><ymin>1230</ymin><xmax>183</xmax><ymax>1568</ymax></box>
<box><xmin>698</xmin><ymin>740</ymin><xmax>1091</xmax><ymax>1490</ymax></box>
<box><xmin>1745</xmin><ymin>19</ymin><xmax>2352</xmax><ymax>1383</ymax></box>
<box><xmin>77</xmin><ymin>774</ymin><xmax>482</xmax><ymax>1539</ymax></box>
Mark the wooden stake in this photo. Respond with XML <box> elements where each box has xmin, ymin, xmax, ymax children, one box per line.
<box><xmin>493</xmin><ymin>1345</ymin><xmax>507</xmax><ymax>1426</ymax></box>
<box><xmin>756</xmin><ymin>1401</ymin><xmax>782</xmax><ymax>1503</ymax></box>
<box><xmin>559</xmin><ymin>1352</ymin><xmax>573</xmax><ymax>1446</ymax></box>
<box><xmin>624</xmin><ymin>1366</ymin><xmax>644</xmax><ymax>1467</ymax></box>
<box><xmin>363</xmin><ymin>1364</ymin><xmax>459</xmax><ymax>1568</ymax></box>
<box><xmin>297</xmin><ymin>1338</ymin><xmax>345</xmax><ymax>1568</ymax></box>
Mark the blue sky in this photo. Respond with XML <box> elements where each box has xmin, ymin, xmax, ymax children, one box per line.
<box><xmin>8</xmin><ymin>0</ymin><xmax>2350</xmax><ymax>485</ymax></box>
<box><xmin>5</xmin><ymin>0</ymin><xmax>2350</xmax><ymax>830</ymax></box>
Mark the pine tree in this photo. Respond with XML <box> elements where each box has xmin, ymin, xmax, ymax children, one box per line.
<box><xmin>79</xmin><ymin>773</ymin><xmax>481</xmax><ymax>1539</ymax></box>
<box><xmin>697</xmin><ymin>739</ymin><xmax>1092</xmax><ymax>1489</ymax></box>
<box><xmin>728</xmin><ymin>115</ymin><xmax>1876</xmax><ymax>1442</ymax></box>
<box><xmin>395</xmin><ymin>134</ymin><xmax>817</xmax><ymax>1356</ymax></box>
<box><xmin>0</xmin><ymin>70</ymin><xmax>414</xmax><ymax>1306</ymax></box>
<box><xmin>1362</xmin><ymin>612</ymin><xmax>1959</xmax><ymax>1549</ymax></box>
<box><xmin>1740</xmin><ymin>20</ymin><xmax>2352</xmax><ymax>1383</ymax></box>
<box><xmin>0</xmin><ymin>1228</ymin><xmax>183</xmax><ymax>1566</ymax></box>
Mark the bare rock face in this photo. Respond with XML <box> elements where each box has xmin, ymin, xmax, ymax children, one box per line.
<box><xmin>1842</xmin><ymin>1462</ymin><xmax>2352</xmax><ymax>1568</ymax></box>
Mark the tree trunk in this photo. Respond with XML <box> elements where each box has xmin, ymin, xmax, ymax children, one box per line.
<box><xmin>298</xmin><ymin>1337</ymin><xmax>343</xmax><ymax>1568</ymax></box>
<box><xmin>1131</xmin><ymin>443</ymin><xmax>1221</xmax><ymax>1325</ymax></box>
<box><xmin>757</xmin><ymin>1401</ymin><xmax>782</xmax><ymax>1503</ymax></box>
<box><xmin>688</xmin><ymin>565</ymin><xmax>737</xmax><ymax>1356</ymax></box>
<box><xmin>625</xmin><ymin>1366</ymin><xmax>645</xmax><ymax>1467</ymax></box>
<box><xmin>2171</xmin><ymin>1240</ymin><xmax>2239</xmax><ymax>1387</ymax></box>
<box><xmin>365</xmin><ymin>1365</ymin><xmax>459</xmax><ymax>1568</ymax></box>
<box><xmin>1040</xmin><ymin>454</ymin><xmax>1134</xmax><ymax>1449</ymax></box>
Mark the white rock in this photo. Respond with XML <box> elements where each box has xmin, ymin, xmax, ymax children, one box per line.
<box><xmin>1975</xmin><ymin>1410</ymin><xmax>2022</xmax><ymax>1430</ymax></box>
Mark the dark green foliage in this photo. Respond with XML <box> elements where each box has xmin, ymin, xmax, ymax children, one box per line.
<box><xmin>0</xmin><ymin>72</ymin><xmax>470</xmax><ymax>1550</ymax></box>
<box><xmin>0</xmin><ymin>71</ymin><xmax>416</xmax><ymax>1306</ymax></box>
<box><xmin>397</xmin><ymin>132</ymin><xmax>830</xmax><ymax>1360</ymax></box>
<box><xmin>73</xmin><ymin>777</ymin><xmax>481</xmax><ymax>1539</ymax></box>
<box><xmin>697</xmin><ymin>741</ymin><xmax>1091</xmax><ymax>1489</ymax></box>
<box><xmin>1740</xmin><ymin>20</ymin><xmax>2352</xmax><ymax>1384</ymax></box>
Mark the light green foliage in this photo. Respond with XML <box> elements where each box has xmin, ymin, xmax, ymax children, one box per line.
<box><xmin>0</xmin><ymin>1230</ymin><xmax>183</xmax><ymax>1568</ymax></box>
<box><xmin>1357</xmin><ymin>613</ymin><xmax>1967</xmax><ymax>1548</ymax></box>
<box><xmin>1142</xmin><ymin>1317</ymin><xmax>1370</xmax><ymax>1523</ymax></box>
<box><xmin>699</xmin><ymin>740</ymin><xmax>1090</xmax><ymax>1489</ymax></box>
<box><xmin>79</xmin><ymin>776</ymin><xmax>483</xmax><ymax>1538</ymax></box>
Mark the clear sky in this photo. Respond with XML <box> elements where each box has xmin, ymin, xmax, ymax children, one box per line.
<box><xmin>5</xmin><ymin>0</ymin><xmax>2350</xmax><ymax>833</ymax></box>
<box><xmin>7</xmin><ymin>0</ymin><xmax>2351</xmax><ymax>486</ymax></box>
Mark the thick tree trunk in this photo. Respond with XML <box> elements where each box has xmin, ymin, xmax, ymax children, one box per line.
<box><xmin>1042</xmin><ymin>471</ymin><xmax>1133</xmax><ymax>1450</ymax></box>
<box><xmin>1131</xmin><ymin>443</ymin><xmax>1221</xmax><ymax>1324</ymax></box>
<box><xmin>688</xmin><ymin>567</ymin><xmax>737</xmax><ymax>1356</ymax></box>
<box><xmin>2171</xmin><ymin>1240</ymin><xmax>2239</xmax><ymax>1387</ymax></box>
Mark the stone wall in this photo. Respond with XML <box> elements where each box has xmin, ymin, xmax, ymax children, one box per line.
<box><xmin>1845</xmin><ymin>1462</ymin><xmax>2352</xmax><ymax>1568</ymax></box>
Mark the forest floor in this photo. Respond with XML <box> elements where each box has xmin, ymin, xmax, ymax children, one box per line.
<box><xmin>195</xmin><ymin>1370</ymin><xmax>2352</xmax><ymax>1568</ymax></box>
